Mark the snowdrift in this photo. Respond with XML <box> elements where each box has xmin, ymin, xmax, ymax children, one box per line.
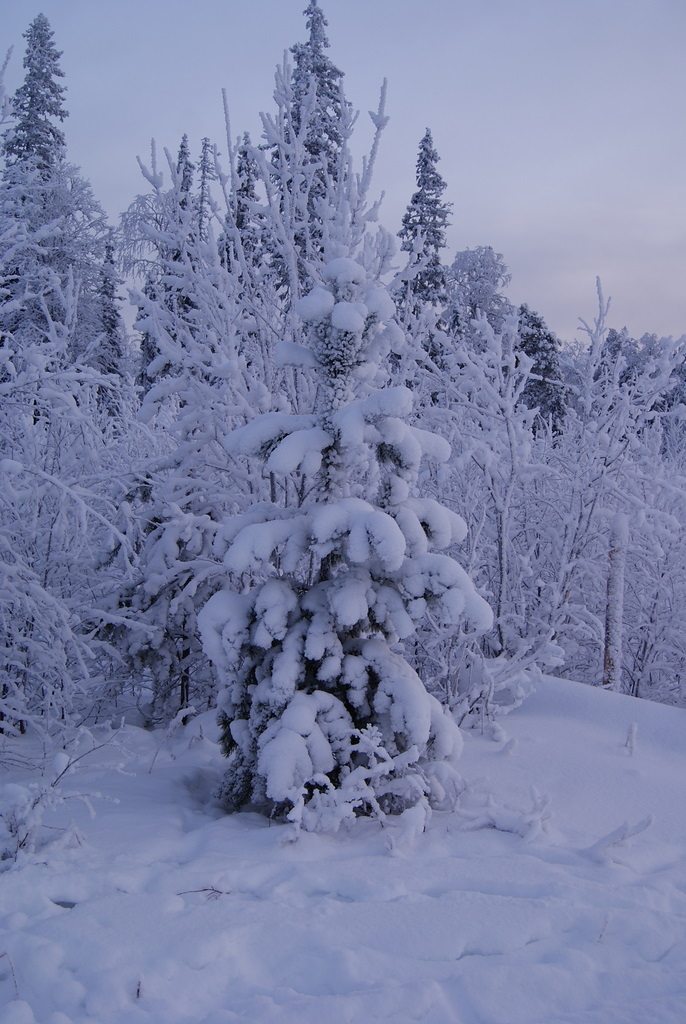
<box><xmin>1</xmin><ymin>676</ymin><xmax>685</xmax><ymax>1024</ymax></box>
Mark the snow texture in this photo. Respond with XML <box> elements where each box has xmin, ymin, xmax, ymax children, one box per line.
<box><xmin>1</xmin><ymin>678</ymin><xmax>686</xmax><ymax>1023</ymax></box>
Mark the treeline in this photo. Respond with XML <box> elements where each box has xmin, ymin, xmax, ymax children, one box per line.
<box><xmin>1</xmin><ymin>3</ymin><xmax>685</xmax><ymax>768</ymax></box>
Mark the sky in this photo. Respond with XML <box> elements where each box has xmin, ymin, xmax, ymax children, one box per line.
<box><xmin>2</xmin><ymin>0</ymin><xmax>685</xmax><ymax>343</ymax></box>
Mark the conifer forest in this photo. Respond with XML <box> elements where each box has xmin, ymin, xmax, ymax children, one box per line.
<box><xmin>1</xmin><ymin>4</ymin><xmax>685</xmax><ymax>831</ymax></box>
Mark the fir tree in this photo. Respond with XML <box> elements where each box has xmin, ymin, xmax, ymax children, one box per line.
<box><xmin>128</xmin><ymin>135</ymin><xmax>198</xmax><ymax>392</ymax></box>
<box><xmin>397</xmin><ymin>128</ymin><xmax>451</xmax><ymax>312</ymax></box>
<box><xmin>196</xmin><ymin>136</ymin><xmax>215</xmax><ymax>243</ymax></box>
<box><xmin>0</xmin><ymin>18</ymin><xmax>127</xmax><ymax>737</ymax></box>
<box><xmin>290</xmin><ymin>0</ymin><xmax>349</xmax><ymax>184</ymax></box>
<box><xmin>200</xmin><ymin>256</ymin><xmax>491</xmax><ymax>831</ymax></box>
<box><xmin>2</xmin><ymin>13</ymin><xmax>67</xmax><ymax>174</ymax></box>
<box><xmin>516</xmin><ymin>304</ymin><xmax>565</xmax><ymax>431</ymax></box>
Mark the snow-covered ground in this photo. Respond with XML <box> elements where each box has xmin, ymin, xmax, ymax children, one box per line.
<box><xmin>1</xmin><ymin>677</ymin><xmax>685</xmax><ymax>1024</ymax></box>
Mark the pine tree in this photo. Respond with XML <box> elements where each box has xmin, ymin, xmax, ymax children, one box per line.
<box><xmin>397</xmin><ymin>129</ymin><xmax>451</xmax><ymax>313</ymax></box>
<box><xmin>2</xmin><ymin>14</ymin><xmax>67</xmax><ymax>173</ymax></box>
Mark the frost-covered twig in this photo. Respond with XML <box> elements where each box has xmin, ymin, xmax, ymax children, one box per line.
<box><xmin>456</xmin><ymin>788</ymin><xmax>551</xmax><ymax>842</ymax></box>
<box><xmin>0</xmin><ymin>951</ymin><xmax>19</xmax><ymax>998</ymax></box>
<box><xmin>148</xmin><ymin>706</ymin><xmax>196</xmax><ymax>774</ymax></box>
<box><xmin>585</xmin><ymin>816</ymin><xmax>652</xmax><ymax>864</ymax></box>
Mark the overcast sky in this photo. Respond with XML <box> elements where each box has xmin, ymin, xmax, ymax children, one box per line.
<box><xmin>3</xmin><ymin>0</ymin><xmax>685</xmax><ymax>342</ymax></box>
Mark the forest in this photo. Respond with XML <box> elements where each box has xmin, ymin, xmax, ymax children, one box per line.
<box><xmin>1</xmin><ymin>3</ymin><xmax>685</xmax><ymax>831</ymax></box>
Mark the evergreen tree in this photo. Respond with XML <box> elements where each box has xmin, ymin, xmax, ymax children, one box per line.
<box><xmin>599</xmin><ymin>326</ymin><xmax>640</xmax><ymax>385</ymax></box>
<box><xmin>125</xmin><ymin>136</ymin><xmax>198</xmax><ymax>392</ymax></box>
<box><xmin>219</xmin><ymin>133</ymin><xmax>265</xmax><ymax>274</ymax></box>
<box><xmin>0</xmin><ymin>17</ymin><xmax>128</xmax><ymax>737</ymax></box>
<box><xmin>516</xmin><ymin>304</ymin><xmax>565</xmax><ymax>431</ymax></box>
<box><xmin>397</xmin><ymin>128</ymin><xmax>451</xmax><ymax>312</ymax></box>
<box><xmin>290</xmin><ymin>0</ymin><xmax>349</xmax><ymax>184</ymax></box>
<box><xmin>92</xmin><ymin>238</ymin><xmax>129</xmax><ymax>413</ymax></box>
<box><xmin>200</xmin><ymin>257</ymin><xmax>491</xmax><ymax>831</ymax></box>
<box><xmin>196</xmin><ymin>136</ymin><xmax>215</xmax><ymax>243</ymax></box>
<box><xmin>0</xmin><ymin>15</ymin><xmax>110</xmax><ymax>370</ymax></box>
<box><xmin>175</xmin><ymin>134</ymin><xmax>194</xmax><ymax>212</ymax></box>
<box><xmin>2</xmin><ymin>13</ymin><xmax>67</xmax><ymax>173</ymax></box>
<box><xmin>261</xmin><ymin>0</ymin><xmax>356</xmax><ymax>292</ymax></box>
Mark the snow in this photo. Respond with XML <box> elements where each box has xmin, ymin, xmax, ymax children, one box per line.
<box><xmin>222</xmin><ymin>413</ymin><xmax>318</xmax><ymax>458</ymax></box>
<box><xmin>330</xmin><ymin>300</ymin><xmax>367</xmax><ymax>335</ymax></box>
<box><xmin>296</xmin><ymin>286</ymin><xmax>335</xmax><ymax>324</ymax></box>
<box><xmin>273</xmin><ymin>340</ymin><xmax>320</xmax><ymax>369</ymax></box>
<box><xmin>2</xmin><ymin>678</ymin><xmax>686</xmax><ymax>1023</ymax></box>
<box><xmin>311</xmin><ymin>498</ymin><xmax>407</xmax><ymax>571</ymax></box>
<box><xmin>265</xmin><ymin>426</ymin><xmax>331</xmax><ymax>477</ymax></box>
<box><xmin>323</xmin><ymin>257</ymin><xmax>366</xmax><ymax>292</ymax></box>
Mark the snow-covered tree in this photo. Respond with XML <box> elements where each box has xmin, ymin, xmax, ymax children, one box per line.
<box><xmin>0</xmin><ymin>19</ymin><xmax>131</xmax><ymax>737</ymax></box>
<box><xmin>532</xmin><ymin>284</ymin><xmax>685</xmax><ymax>692</ymax></box>
<box><xmin>445</xmin><ymin>245</ymin><xmax>513</xmax><ymax>349</ymax></box>
<box><xmin>0</xmin><ymin>16</ymin><xmax>114</xmax><ymax>373</ymax></box>
<box><xmin>2</xmin><ymin>14</ymin><xmax>66</xmax><ymax>173</ymax></box>
<box><xmin>261</xmin><ymin>1</ymin><xmax>359</xmax><ymax>294</ymax></box>
<box><xmin>113</xmin><ymin>136</ymin><xmax>279</xmax><ymax>721</ymax></box>
<box><xmin>94</xmin><ymin>240</ymin><xmax>129</xmax><ymax>389</ymax></box>
<box><xmin>397</xmin><ymin>128</ymin><xmax>451</xmax><ymax>313</ymax></box>
<box><xmin>200</xmin><ymin>253</ymin><xmax>491</xmax><ymax>832</ymax></box>
<box><xmin>290</xmin><ymin>0</ymin><xmax>350</xmax><ymax>187</ymax></box>
<box><xmin>516</xmin><ymin>304</ymin><xmax>565</xmax><ymax>432</ymax></box>
<box><xmin>196</xmin><ymin>136</ymin><xmax>215</xmax><ymax>244</ymax></box>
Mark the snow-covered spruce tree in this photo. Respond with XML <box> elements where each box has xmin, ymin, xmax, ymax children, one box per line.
<box><xmin>396</xmin><ymin>128</ymin><xmax>451</xmax><ymax>316</ymax></box>
<box><xmin>516</xmin><ymin>304</ymin><xmax>565</xmax><ymax>432</ymax></box>
<box><xmin>0</xmin><ymin>20</ymin><xmax>134</xmax><ymax>736</ymax></box>
<box><xmin>0</xmin><ymin>16</ymin><xmax>114</xmax><ymax>374</ymax></box>
<box><xmin>262</xmin><ymin>0</ymin><xmax>357</xmax><ymax>294</ymax></box>
<box><xmin>2</xmin><ymin>14</ymin><xmax>66</xmax><ymax>173</ymax></box>
<box><xmin>226</xmin><ymin>51</ymin><xmax>391</xmax><ymax>423</ymax></box>
<box><xmin>199</xmin><ymin>257</ymin><xmax>491</xmax><ymax>832</ymax></box>
<box><xmin>290</xmin><ymin>0</ymin><xmax>350</xmax><ymax>191</ymax></box>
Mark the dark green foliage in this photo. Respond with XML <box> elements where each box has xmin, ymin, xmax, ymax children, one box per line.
<box><xmin>2</xmin><ymin>14</ymin><xmax>67</xmax><ymax>173</ymax></box>
<box><xmin>398</xmin><ymin>128</ymin><xmax>451</xmax><ymax>311</ymax></box>
<box><xmin>516</xmin><ymin>304</ymin><xmax>565</xmax><ymax>431</ymax></box>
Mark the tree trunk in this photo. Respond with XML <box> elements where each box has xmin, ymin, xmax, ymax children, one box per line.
<box><xmin>602</xmin><ymin>513</ymin><xmax>628</xmax><ymax>690</ymax></box>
